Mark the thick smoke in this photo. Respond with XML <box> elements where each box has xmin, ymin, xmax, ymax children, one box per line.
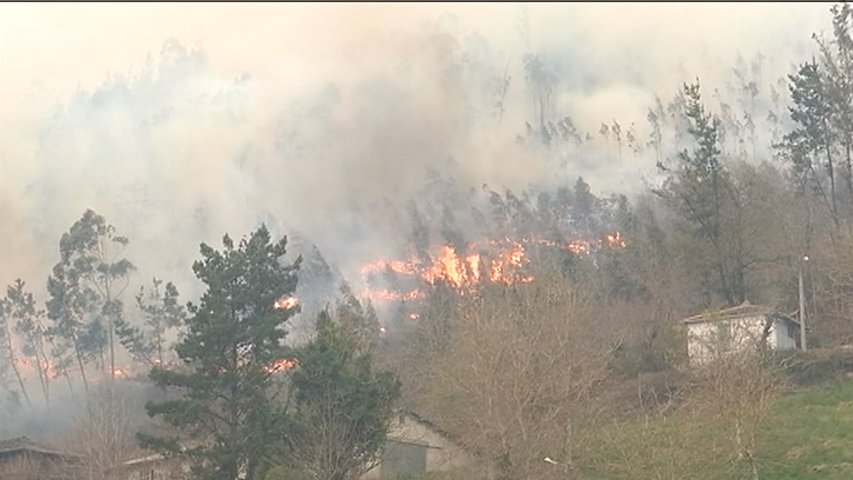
<box><xmin>0</xmin><ymin>3</ymin><xmax>831</xmax><ymax>302</ymax></box>
<box><xmin>0</xmin><ymin>1</ymin><xmax>838</xmax><ymax>441</ymax></box>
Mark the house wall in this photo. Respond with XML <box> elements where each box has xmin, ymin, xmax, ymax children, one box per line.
<box><xmin>361</xmin><ymin>415</ymin><xmax>471</xmax><ymax>479</ymax></box>
<box><xmin>773</xmin><ymin>318</ymin><xmax>798</xmax><ymax>350</ymax></box>
<box><xmin>114</xmin><ymin>416</ymin><xmax>469</xmax><ymax>480</ymax></box>
<box><xmin>687</xmin><ymin>314</ymin><xmax>796</xmax><ymax>365</ymax></box>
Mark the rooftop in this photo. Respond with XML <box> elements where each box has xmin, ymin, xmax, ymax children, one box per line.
<box><xmin>0</xmin><ymin>437</ymin><xmax>77</xmax><ymax>459</ymax></box>
<box><xmin>682</xmin><ymin>301</ymin><xmax>798</xmax><ymax>325</ymax></box>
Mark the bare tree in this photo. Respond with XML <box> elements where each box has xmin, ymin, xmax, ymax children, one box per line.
<box><xmin>404</xmin><ymin>264</ymin><xmax>614</xmax><ymax>479</ymax></box>
<box><xmin>687</xmin><ymin>350</ymin><xmax>780</xmax><ymax>480</ymax></box>
<box><xmin>63</xmin><ymin>385</ymin><xmax>147</xmax><ymax>480</ymax></box>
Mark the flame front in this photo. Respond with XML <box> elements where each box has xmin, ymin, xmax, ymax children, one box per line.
<box><xmin>604</xmin><ymin>232</ymin><xmax>627</xmax><ymax>249</ymax></box>
<box><xmin>360</xmin><ymin>232</ymin><xmax>625</xmax><ymax>303</ymax></box>
<box><xmin>274</xmin><ymin>295</ymin><xmax>299</xmax><ymax>310</ymax></box>
<box><xmin>264</xmin><ymin>358</ymin><xmax>298</xmax><ymax>373</ymax></box>
<box><xmin>362</xmin><ymin>288</ymin><xmax>424</xmax><ymax>303</ymax></box>
<box><xmin>14</xmin><ymin>356</ymin><xmax>58</xmax><ymax>379</ymax></box>
<box><xmin>567</xmin><ymin>239</ymin><xmax>591</xmax><ymax>255</ymax></box>
<box><xmin>421</xmin><ymin>245</ymin><xmax>483</xmax><ymax>288</ymax></box>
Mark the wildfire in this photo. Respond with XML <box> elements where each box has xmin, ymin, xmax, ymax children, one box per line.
<box><xmin>112</xmin><ymin>367</ymin><xmax>130</xmax><ymax>379</ymax></box>
<box><xmin>487</xmin><ymin>242</ymin><xmax>533</xmax><ymax>285</ymax></box>
<box><xmin>263</xmin><ymin>358</ymin><xmax>298</xmax><ymax>373</ymax></box>
<box><xmin>421</xmin><ymin>245</ymin><xmax>483</xmax><ymax>288</ymax></box>
<box><xmin>603</xmin><ymin>232</ymin><xmax>627</xmax><ymax>249</ymax></box>
<box><xmin>362</xmin><ymin>239</ymin><xmax>534</xmax><ymax>293</ymax></box>
<box><xmin>274</xmin><ymin>295</ymin><xmax>299</xmax><ymax>310</ymax></box>
<box><xmin>14</xmin><ymin>356</ymin><xmax>58</xmax><ymax>379</ymax></box>
<box><xmin>567</xmin><ymin>239</ymin><xmax>591</xmax><ymax>255</ymax></box>
<box><xmin>359</xmin><ymin>232</ymin><xmax>626</xmax><ymax>303</ymax></box>
<box><xmin>361</xmin><ymin>259</ymin><xmax>419</xmax><ymax>276</ymax></box>
<box><xmin>361</xmin><ymin>288</ymin><xmax>424</xmax><ymax>303</ymax></box>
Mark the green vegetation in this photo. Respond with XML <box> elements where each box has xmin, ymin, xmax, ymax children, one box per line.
<box><xmin>6</xmin><ymin>3</ymin><xmax>853</xmax><ymax>480</ymax></box>
<box><xmin>760</xmin><ymin>381</ymin><xmax>853</xmax><ymax>479</ymax></box>
<box><xmin>578</xmin><ymin>380</ymin><xmax>853</xmax><ymax>480</ymax></box>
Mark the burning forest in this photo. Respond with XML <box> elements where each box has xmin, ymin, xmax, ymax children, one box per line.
<box><xmin>3</xmin><ymin>3</ymin><xmax>853</xmax><ymax>480</ymax></box>
<box><xmin>359</xmin><ymin>232</ymin><xmax>626</xmax><ymax>302</ymax></box>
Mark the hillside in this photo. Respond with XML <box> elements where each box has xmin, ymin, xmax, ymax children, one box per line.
<box><xmin>580</xmin><ymin>380</ymin><xmax>853</xmax><ymax>480</ymax></box>
<box><xmin>760</xmin><ymin>381</ymin><xmax>853</xmax><ymax>479</ymax></box>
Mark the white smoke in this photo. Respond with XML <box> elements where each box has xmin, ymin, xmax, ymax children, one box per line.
<box><xmin>0</xmin><ymin>3</ymin><xmax>831</xmax><ymax>301</ymax></box>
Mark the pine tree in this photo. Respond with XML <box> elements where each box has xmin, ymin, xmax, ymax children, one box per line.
<box><xmin>140</xmin><ymin>226</ymin><xmax>300</xmax><ymax>480</ymax></box>
<box><xmin>780</xmin><ymin>60</ymin><xmax>838</xmax><ymax>224</ymax></box>
<box><xmin>655</xmin><ymin>81</ymin><xmax>747</xmax><ymax>305</ymax></box>
<box><xmin>278</xmin><ymin>306</ymin><xmax>400</xmax><ymax>480</ymax></box>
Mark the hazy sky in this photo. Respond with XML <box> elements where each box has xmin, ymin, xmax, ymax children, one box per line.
<box><xmin>0</xmin><ymin>3</ymin><xmax>828</xmax><ymax>98</ymax></box>
<box><xmin>0</xmin><ymin>2</ymin><xmax>833</xmax><ymax>296</ymax></box>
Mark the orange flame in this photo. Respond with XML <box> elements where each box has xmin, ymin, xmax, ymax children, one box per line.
<box><xmin>274</xmin><ymin>295</ymin><xmax>299</xmax><ymax>310</ymax></box>
<box><xmin>360</xmin><ymin>233</ymin><xmax>625</xmax><ymax>303</ymax></box>
<box><xmin>362</xmin><ymin>288</ymin><xmax>424</xmax><ymax>303</ymax></box>
<box><xmin>361</xmin><ymin>259</ymin><xmax>419</xmax><ymax>276</ymax></box>
<box><xmin>603</xmin><ymin>232</ymin><xmax>627</xmax><ymax>249</ymax></box>
<box><xmin>421</xmin><ymin>245</ymin><xmax>483</xmax><ymax>288</ymax></box>
<box><xmin>264</xmin><ymin>358</ymin><xmax>298</xmax><ymax>373</ymax></box>
<box><xmin>15</xmin><ymin>356</ymin><xmax>57</xmax><ymax>379</ymax></box>
<box><xmin>567</xmin><ymin>239</ymin><xmax>591</xmax><ymax>255</ymax></box>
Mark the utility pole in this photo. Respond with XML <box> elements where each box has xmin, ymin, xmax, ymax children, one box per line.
<box><xmin>799</xmin><ymin>255</ymin><xmax>809</xmax><ymax>351</ymax></box>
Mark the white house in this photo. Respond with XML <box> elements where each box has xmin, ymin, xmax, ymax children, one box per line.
<box><xmin>683</xmin><ymin>301</ymin><xmax>800</xmax><ymax>366</ymax></box>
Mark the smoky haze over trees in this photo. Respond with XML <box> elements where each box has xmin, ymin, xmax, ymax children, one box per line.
<box><xmin>2</xmin><ymin>2</ymin><xmax>853</xmax><ymax>479</ymax></box>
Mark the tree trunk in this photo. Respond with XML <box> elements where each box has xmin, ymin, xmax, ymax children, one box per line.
<box><xmin>108</xmin><ymin>314</ymin><xmax>115</xmax><ymax>380</ymax></box>
<box><xmin>845</xmin><ymin>142</ymin><xmax>853</xmax><ymax>202</ymax></box>
<box><xmin>63</xmin><ymin>371</ymin><xmax>76</xmax><ymax>400</ymax></box>
<box><xmin>8</xmin><ymin>352</ymin><xmax>32</xmax><ymax>409</ymax></box>
<box><xmin>3</xmin><ymin>321</ymin><xmax>32</xmax><ymax>409</ymax></box>
<box><xmin>156</xmin><ymin>319</ymin><xmax>163</xmax><ymax>366</ymax></box>
<box><xmin>33</xmin><ymin>352</ymin><xmax>48</xmax><ymax>407</ymax></box>
<box><xmin>823</xmin><ymin>122</ymin><xmax>839</xmax><ymax>226</ymax></box>
<box><xmin>37</xmin><ymin>335</ymin><xmax>51</xmax><ymax>406</ymax></box>
<box><xmin>105</xmin><ymin>280</ymin><xmax>116</xmax><ymax>381</ymax></box>
<box><xmin>71</xmin><ymin>332</ymin><xmax>90</xmax><ymax>396</ymax></box>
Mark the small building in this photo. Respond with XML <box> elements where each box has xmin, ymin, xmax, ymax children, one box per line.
<box><xmin>361</xmin><ymin>411</ymin><xmax>472</xmax><ymax>479</ymax></box>
<box><xmin>683</xmin><ymin>301</ymin><xmax>800</xmax><ymax>366</ymax></box>
<box><xmin>110</xmin><ymin>453</ymin><xmax>190</xmax><ymax>480</ymax></box>
<box><xmin>115</xmin><ymin>411</ymin><xmax>471</xmax><ymax>480</ymax></box>
<box><xmin>0</xmin><ymin>436</ymin><xmax>81</xmax><ymax>480</ymax></box>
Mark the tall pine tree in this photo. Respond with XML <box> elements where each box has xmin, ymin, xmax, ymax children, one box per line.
<box><xmin>141</xmin><ymin>226</ymin><xmax>300</xmax><ymax>480</ymax></box>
